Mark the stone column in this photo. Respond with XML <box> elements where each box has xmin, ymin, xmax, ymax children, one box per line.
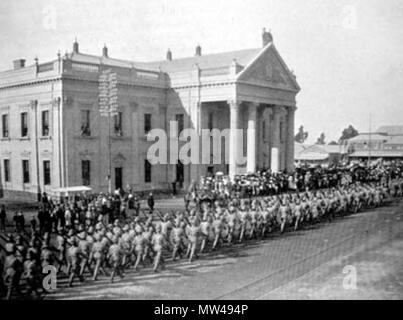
<box><xmin>271</xmin><ymin>106</ymin><xmax>282</xmax><ymax>173</ymax></box>
<box><xmin>228</xmin><ymin>100</ymin><xmax>240</xmax><ymax>179</ymax></box>
<box><xmin>286</xmin><ymin>107</ymin><xmax>296</xmax><ymax>172</ymax></box>
<box><xmin>247</xmin><ymin>103</ymin><xmax>258</xmax><ymax>173</ymax></box>
<box><xmin>52</xmin><ymin>97</ymin><xmax>62</xmax><ymax>189</ymax></box>
<box><xmin>130</xmin><ymin>102</ymin><xmax>139</xmax><ymax>190</ymax></box>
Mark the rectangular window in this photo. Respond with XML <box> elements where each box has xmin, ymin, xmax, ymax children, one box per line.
<box><xmin>176</xmin><ymin>114</ymin><xmax>184</xmax><ymax>134</ymax></box>
<box><xmin>42</xmin><ymin>110</ymin><xmax>49</xmax><ymax>136</ymax></box>
<box><xmin>144</xmin><ymin>159</ymin><xmax>152</xmax><ymax>183</ymax></box>
<box><xmin>82</xmin><ymin>160</ymin><xmax>91</xmax><ymax>186</ymax></box>
<box><xmin>21</xmin><ymin>112</ymin><xmax>28</xmax><ymax>137</ymax></box>
<box><xmin>2</xmin><ymin>114</ymin><xmax>9</xmax><ymax>138</ymax></box>
<box><xmin>208</xmin><ymin>113</ymin><xmax>213</xmax><ymax>131</ymax></box>
<box><xmin>4</xmin><ymin>159</ymin><xmax>10</xmax><ymax>182</ymax></box>
<box><xmin>80</xmin><ymin>110</ymin><xmax>91</xmax><ymax>136</ymax></box>
<box><xmin>144</xmin><ymin>114</ymin><xmax>151</xmax><ymax>134</ymax></box>
<box><xmin>43</xmin><ymin>160</ymin><xmax>51</xmax><ymax>185</ymax></box>
<box><xmin>114</xmin><ymin>112</ymin><xmax>123</xmax><ymax>136</ymax></box>
<box><xmin>262</xmin><ymin>120</ymin><xmax>266</xmax><ymax>140</ymax></box>
<box><xmin>22</xmin><ymin>160</ymin><xmax>30</xmax><ymax>184</ymax></box>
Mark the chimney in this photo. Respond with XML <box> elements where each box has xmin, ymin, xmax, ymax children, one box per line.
<box><xmin>13</xmin><ymin>59</ymin><xmax>26</xmax><ymax>70</ymax></box>
<box><xmin>195</xmin><ymin>44</ymin><xmax>202</xmax><ymax>56</ymax></box>
<box><xmin>102</xmin><ymin>44</ymin><xmax>108</xmax><ymax>58</ymax></box>
<box><xmin>262</xmin><ymin>28</ymin><xmax>273</xmax><ymax>47</ymax></box>
<box><xmin>166</xmin><ymin>48</ymin><xmax>172</xmax><ymax>61</ymax></box>
<box><xmin>73</xmin><ymin>38</ymin><xmax>79</xmax><ymax>53</ymax></box>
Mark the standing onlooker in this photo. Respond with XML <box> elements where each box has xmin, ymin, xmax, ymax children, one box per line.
<box><xmin>147</xmin><ymin>192</ymin><xmax>155</xmax><ymax>213</ymax></box>
<box><xmin>65</xmin><ymin>207</ymin><xmax>72</xmax><ymax>229</ymax></box>
<box><xmin>0</xmin><ymin>204</ymin><xmax>6</xmax><ymax>232</ymax></box>
<box><xmin>13</xmin><ymin>211</ymin><xmax>25</xmax><ymax>233</ymax></box>
<box><xmin>37</xmin><ymin>206</ymin><xmax>46</xmax><ymax>235</ymax></box>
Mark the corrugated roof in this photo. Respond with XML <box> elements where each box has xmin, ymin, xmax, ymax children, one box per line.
<box><xmin>66</xmin><ymin>48</ymin><xmax>261</xmax><ymax>74</ymax></box>
<box><xmin>303</xmin><ymin>145</ymin><xmax>328</xmax><ymax>154</ymax></box>
<box><xmin>384</xmin><ymin>136</ymin><xmax>403</xmax><ymax>145</ymax></box>
<box><xmin>294</xmin><ymin>142</ymin><xmax>309</xmax><ymax>154</ymax></box>
<box><xmin>295</xmin><ymin>152</ymin><xmax>329</xmax><ymax>161</ymax></box>
<box><xmin>349</xmin><ymin>151</ymin><xmax>403</xmax><ymax>158</ymax></box>
<box><xmin>348</xmin><ymin>133</ymin><xmax>388</xmax><ymax>142</ymax></box>
<box><xmin>295</xmin><ymin>144</ymin><xmax>328</xmax><ymax>161</ymax></box>
<box><xmin>140</xmin><ymin>48</ymin><xmax>261</xmax><ymax>73</ymax></box>
<box><xmin>67</xmin><ymin>52</ymin><xmax>160</xmax><ymax>71</ymax></box>
<box><xmin>322</xmin><ymin>144</ymin><xmax>348</xmax><ymax>154</ymax></box>
<box><xmin>376</xmin><ymin>126</ymin><xmax>403</xmax><ymax>136</ymax></box>
<box><xmin>294</xmin><ymin>143</ymin><xmax>348</xmax><ymax>161</ymax></box>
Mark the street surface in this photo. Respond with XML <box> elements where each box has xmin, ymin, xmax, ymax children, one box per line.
<box><xmin>44</xmin><ymin>197</ymin><xmax>403</xmax><ymax>300</ymax></box>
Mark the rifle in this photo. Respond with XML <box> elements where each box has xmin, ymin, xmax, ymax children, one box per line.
<box><xmin>154</xmin><ymin>210</ymin><xmax>164</xmax><ymax>221</ymax></box>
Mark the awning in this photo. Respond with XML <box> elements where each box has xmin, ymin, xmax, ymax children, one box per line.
<box><xmin>53</xmin><ymin>186</ymin><xmax>92</xmax><ymax>195</ymax></box>
<box><xmin>349</xmin><ymin>151</ymin><xmax>403</xmax><ymax>158</ymax></box>
<box><xmin>295</xmin><ymin>153</ymin><xmax>329</xmax><ymax>161</ymax></box>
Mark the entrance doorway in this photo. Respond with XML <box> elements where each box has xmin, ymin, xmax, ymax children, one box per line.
<box><xmin>176</xmin><ymin>161</ymin><xmax>184</xmax><ymax>188</ymax></box>
<box><xmin>207</xmin><ymin>166</ymin><xmax>214</xmax><ymax>177</ymax></box>
<box><xmin>115</xmin><ymin>167</ymin><xmax>123</xmax><ymax>190</ymax></box>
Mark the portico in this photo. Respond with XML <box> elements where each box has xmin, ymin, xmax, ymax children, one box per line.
<box><xmin>191</xmin><ymin>31</ymin><xmax>300</xmax><ymax>180</ymax></box>
<box><xmin>223</xmin><ymin>101</ymin><xmax>296</xmax><ymax>178</ymax></box>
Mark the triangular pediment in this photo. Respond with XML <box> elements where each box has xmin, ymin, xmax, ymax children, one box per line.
<box><xmin>113</xmin><ymin>153</ymin><xmax>127</xmax><ymax>164</ymax></box>
<box><xmin>237</xmin><ymin>44</ymin><xmax>300</xmax><ymax>92</ymax></box>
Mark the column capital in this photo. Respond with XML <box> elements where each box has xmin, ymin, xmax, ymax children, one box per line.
<box><xmin>248</xmin><ymin>101</ymin><xmax>260</xmax><ymax>108</ymax></box>
<box><xmin>248</xmin><ymin>104</ymin><xmax>258</xmax><ymax>118</ymax></box>
<box><xmin>52</xmin><ymin>97</ymin><xmax>61</xmax><ymax>109</ymax></box>
<box><xmin>227</xmin><ymin>99</ymin><xmax>242</xmax><ymax>109</ymax></box>
<box><xmin>290</xmin><ymin>105</ymin><xmax>297</xmax><ymax>113</ymax></box>
<box><xmin>273</xmin><ymin>105</ymin><xmax>287</xmax><ymax>117</ymax></box>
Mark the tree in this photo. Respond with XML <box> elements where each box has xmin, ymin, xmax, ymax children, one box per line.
<box><xmin>328</xmin><ymin>141</ymin><xmax>338</xmax><ymax>145</ymax></box>
<box><xmin>316</xmin><ymin>132</ymin><xmax>326</xmax><ymax>145</ymax></box>
<box><xmin>294</xmin><ymin>125</ymin><xmax>308</xmax><ymax>143</ymax></box>
<box><xmin>339</xmin><ymin>125</ymin><xmax>359</xmax><ymax>142</ymax></box>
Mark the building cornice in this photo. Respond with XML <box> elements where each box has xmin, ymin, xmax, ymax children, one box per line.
<box><xmin>0</xmin><ymin>74</ymin><xmax>299</xmax><ymax>95</ymax></box>
<box><xmin>61</xmin><ymin>75</ymin><xmax>168</xmax><ymax>90</ymax></box>
<box><xmin>236</xmin><ymin>80</ymin><xmax>299</xmax><ymax>93</ymax></box>
<box><xmin>170</xmin><ymin>79</ymin><xmax>298</xmax><ymax>93</ymax></box>
<box><xmin>0</xmin><ymin>77</ymin><xmax>62</xmax><ymax>90</ymax></box>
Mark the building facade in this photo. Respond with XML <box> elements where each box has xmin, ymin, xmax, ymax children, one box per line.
<box><xmin>348</xmin><ymin>126</ymin><xmax>403</xmax><ymax>162</ymax></box>
<box><xmin>0</xmin><ymin>30</ymin><xmax>300</xmax><ymax>199</ymax></box>
<box><xmin>295</xmin><ymin>143</ymin><xmax>348</xmax><ymax>167</ymax></box>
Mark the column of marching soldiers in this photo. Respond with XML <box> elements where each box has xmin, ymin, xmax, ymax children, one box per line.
<box><xmin>0</xmin><ymin>168</ymin><xmax>403</xmax><ymax>299</ymax></box>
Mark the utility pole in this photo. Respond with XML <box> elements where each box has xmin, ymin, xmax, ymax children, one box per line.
<box><xmin>368</xmin><ymin>113</ymin><xmax>372</xmax><ymax>166</ymax></box>
<box><xmin>108</xmin><ymin>107</ymin><xmax>112</xmax><ymax>193</ymax></box>
<box><xmin>31</xmin><ymin>100</ymin><xmax>41</xmax><ymax>201</ymax></box>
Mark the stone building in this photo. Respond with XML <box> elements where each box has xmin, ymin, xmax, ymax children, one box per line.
<box><xmin>295</xmin><ymin>143</ymin><xmax>348</xmax><ymax>166</ymax></box>
<box><xmin>0</xmin><ymin>30</ymin><xmax>300</xmax><ymax>199</ymax></box>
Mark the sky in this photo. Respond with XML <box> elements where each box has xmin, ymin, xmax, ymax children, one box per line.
<box><xmin>0</xmin><ymin>0</ymin><xmax>402</xmax><ymax>143</ymax></box>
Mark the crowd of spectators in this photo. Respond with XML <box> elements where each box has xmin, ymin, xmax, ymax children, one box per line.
<box><xmin>197</xmin><ymin>162</ymin><xmax>403</xmax><ymax>200</ymax></box>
